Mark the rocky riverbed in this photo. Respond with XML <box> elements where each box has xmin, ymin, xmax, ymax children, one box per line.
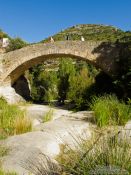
<box><xmin>0</xmin><ymin>104</ymin><xmax>95</xmax><ymax>175</ymax></box>
<box><xmin>0</xmin><ymin>104</ymin><xmax>130</xmax><ymax>175</ymax></box>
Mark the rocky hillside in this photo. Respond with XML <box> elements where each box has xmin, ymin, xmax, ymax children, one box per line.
<box><xmin>41</xmin><ymin>24</ymin><xmax>131</xmax><ymax>43</ymax></box>
<box><xmin>39</xmin><ymin>24</ymin><xmax>131</xmax><ymax>71</ymax></box>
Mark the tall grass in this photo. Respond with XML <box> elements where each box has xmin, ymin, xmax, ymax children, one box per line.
<box><xmin>21</xmin><ymin>151</ymin><xmax>60</xmax><ymax>175</ymax></box>
<box><xmin>57</xmin><ymin>131</ymin><xmax>131</xmax><ymax>175</ymax></box>
<box><xmin>0</xmin><ymin>169</ymin><xmax>17</xmax><ymax>175</ymax></box>
<box><xmin>0</xmin><ymin>145</ymin><xmax>9</xmax><ymax>158</ymax></box>
<box><xmin>43</xmin><ymin>109</ymin><xmax>54</xmax><ymax>123</ymax></box>
<box><xmin>24</xmin><ymin>131</ymin><xmax>131</xmax><ymax>175</ymax></box>
<box><xmin>0</xmin><ymin>98</ymin><xmax>32</xmax><ymax>136</ymax></box>
<box><xmin>89</xmin><ymin>94</ymin><xmax>131</xmax><ymax>127</ymax></box>
<box><xmin>13</xmin><ymin>115</ymin><xmax>32</xmax><ymax>135</ymax></box>
<box><xmin>0</xmin><ymin>145</ymin><xmax>16</xmax><ymax>175</ymax></box>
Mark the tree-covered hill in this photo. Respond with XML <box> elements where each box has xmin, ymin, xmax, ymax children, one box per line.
<box><xmin>1</xmin><ymin>24</ymin><xmax>131</xmax><ymax>50</ymax></box>
<box><xmin>41</xmin><ymin>24</ymin><xmax>131</xmax><ymax>43</ymax></box>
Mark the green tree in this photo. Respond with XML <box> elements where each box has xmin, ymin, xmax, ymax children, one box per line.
<box><xmin>28</xmin><ymin>64</ymin><xmax>58</xmax><ymax>102</ymax></box>
<box><xmin>28</xmin><ymin>65</ymin><xmax>44</xmax><ymax>101</ymax></box>
<box><xmin>67</xmin><ymin>66</ymin><xmax>94</xmax><ymax>109</ymax></box>
<box><xmin>113</xmin><ymin>41</ymin><xmax>131</xmax><ymax>99</ymax></box>
<box><xmin>57</xmin><ymin>58</ymin><xmax>76</xmax><ymax>104</ymax></box>
<box><xmin>38</xmin><ymin>71</ymin><xmax>58</xmax><ymax>102</ymax></box>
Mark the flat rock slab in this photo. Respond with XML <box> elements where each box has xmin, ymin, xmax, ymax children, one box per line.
<box><xmin>20</xmin><ymin>104</ymin><xmax>72</xmax><ymax>122</ymax></box>
<box><xmin>20</xmin><ymin>104</ymin><xmax>94</xmax><ymax>127</ymax></box>
<box><xmin>1</xmin><ymin>113</ymin><xmax>93</xmax><ymax>175</ymax></box>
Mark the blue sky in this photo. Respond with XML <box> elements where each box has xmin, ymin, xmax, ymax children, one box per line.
<box><xmin>0</xmin><ymin>0</ymin><xmax>131</xmax><ymax>42</ymax></box>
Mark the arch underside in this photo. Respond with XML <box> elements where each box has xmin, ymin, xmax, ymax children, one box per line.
<box><xmin>6</xmin><ymin>53</ymin><xmax>96</xmax><ymax>85</ymax></box>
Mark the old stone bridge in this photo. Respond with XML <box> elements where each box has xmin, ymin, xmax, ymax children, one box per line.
<box><xmin>0</xmin><ymin>41</ymin><xmax>121</xmax><ymax>103</ymax></box>
<box><xmin>0</xmin><ymin>41</ymin><xmax>120</xmax><ymax>85</ymax></box>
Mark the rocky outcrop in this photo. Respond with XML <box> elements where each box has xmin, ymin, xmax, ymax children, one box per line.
<box><xmin>1</xmin><ymin>110</ymin><xmax>94</xmax><ymax>175</ymax></box>
<box><xmin>0</xmin><ymin>86</ymin><xmax>25</xmax><ymax>104</ymax></box>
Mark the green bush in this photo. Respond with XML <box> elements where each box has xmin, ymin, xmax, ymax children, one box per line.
<box><xmin>58</xmin><ymin>58</ymin><xmax>76</xmax><ymax>104</ymax></box>
<box><xmin>89</xmin><ymin>95</ymin><xmax>131</xmax><ymax>127</ymax></box>
<box><xmin>67</xmin><ymin>66</ymin><xmax>94</xmax><ymax>109</ymax></box>
<box><xmin>28</xmin><ymin>64</ymin><xmax>58</xmax><ymax>103</ymax></box>
<box><xmin>6</xmin><ymin>37</ymin><xmax>28</xmax><ymax>52</ymax></box>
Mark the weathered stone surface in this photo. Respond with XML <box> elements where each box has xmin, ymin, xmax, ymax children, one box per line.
<box><xmin>118</xmin><ymin>120</ymin><xmax>131</xmax><ymax>144</ymax></box>
<box><xmin>20</xmin><ymin>104</ymin><xmax>72</xmax><ymax>121</ymax></box>
<box><xmin>0</xmin><ymin>86</ymin><xmax>25</xmax><ymax>104</ymax></box>
<box><xmin>1</xmin><ymin>103</ymin><xmax>130</xmax><ymax>175</ymax></box>
<box><xmin>0</xmin><ymin>41</ymin><xmax>120</xmax><ymax>86</ymax></box>
<box><xmin>1</xmin><ymin>112</ymin><xmax>93</xmax><ymax>175</ymax></box>
<box><xmin>20</xmin><ymin>104</ymin><xmax>94</xmax><ymax>128</ymax></box>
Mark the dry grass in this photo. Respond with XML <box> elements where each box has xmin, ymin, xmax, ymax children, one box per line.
<box><xmin>13</xmin><ymin>115</ymin><xmax>32</xmax><ymax>135</ymax></box>
<box><xmin>43</xmin><ymin>109</ymin><xmax>54</xmax><ymax>123</ymax></box>
<box><xmin>57</xmin><ymin>129</ymin><xmax>131</xmax><ymax>175</ymax></box>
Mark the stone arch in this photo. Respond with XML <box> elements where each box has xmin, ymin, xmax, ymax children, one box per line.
<box><xmin>0</xmin><ymin>41</ymin><xmax>120</xmax><ymax>86</ymax></box>
<box><xmin>9</xmin><ymin>54</ymin><xmax>94</xmax><ymax>85</ymax></box>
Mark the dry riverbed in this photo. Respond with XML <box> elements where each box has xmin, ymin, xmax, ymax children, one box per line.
<box><xmin>0</xmin><ymin>104</ymin><xmax>95</xmax><ymax>175</ymax></box>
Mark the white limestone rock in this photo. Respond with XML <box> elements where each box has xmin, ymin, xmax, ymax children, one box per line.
<box><xmin>1</xmin><ymin>113</ymin><xmax>93</xmax><ymax>175</ymax></box>
<box><xmin>0</xmin><ymin>86</ymin><xmax>25</xmax><ymax>104</ymax></box>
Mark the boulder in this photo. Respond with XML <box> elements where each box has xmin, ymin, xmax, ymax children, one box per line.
<box><xmin>0</xmin><ymin>86</ymin><xmax>25</xmax><ymax>104</ymax></box>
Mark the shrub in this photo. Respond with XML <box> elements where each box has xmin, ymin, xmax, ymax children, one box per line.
<box><xmin>6</xmin><ymin>37</ymin><xmax>28</xmax><ymax>52</ymax></box>
<box><xmin>89</xmin><ymin>95</ymin><xmax>131</xmax><ymax>127</ymax></box>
